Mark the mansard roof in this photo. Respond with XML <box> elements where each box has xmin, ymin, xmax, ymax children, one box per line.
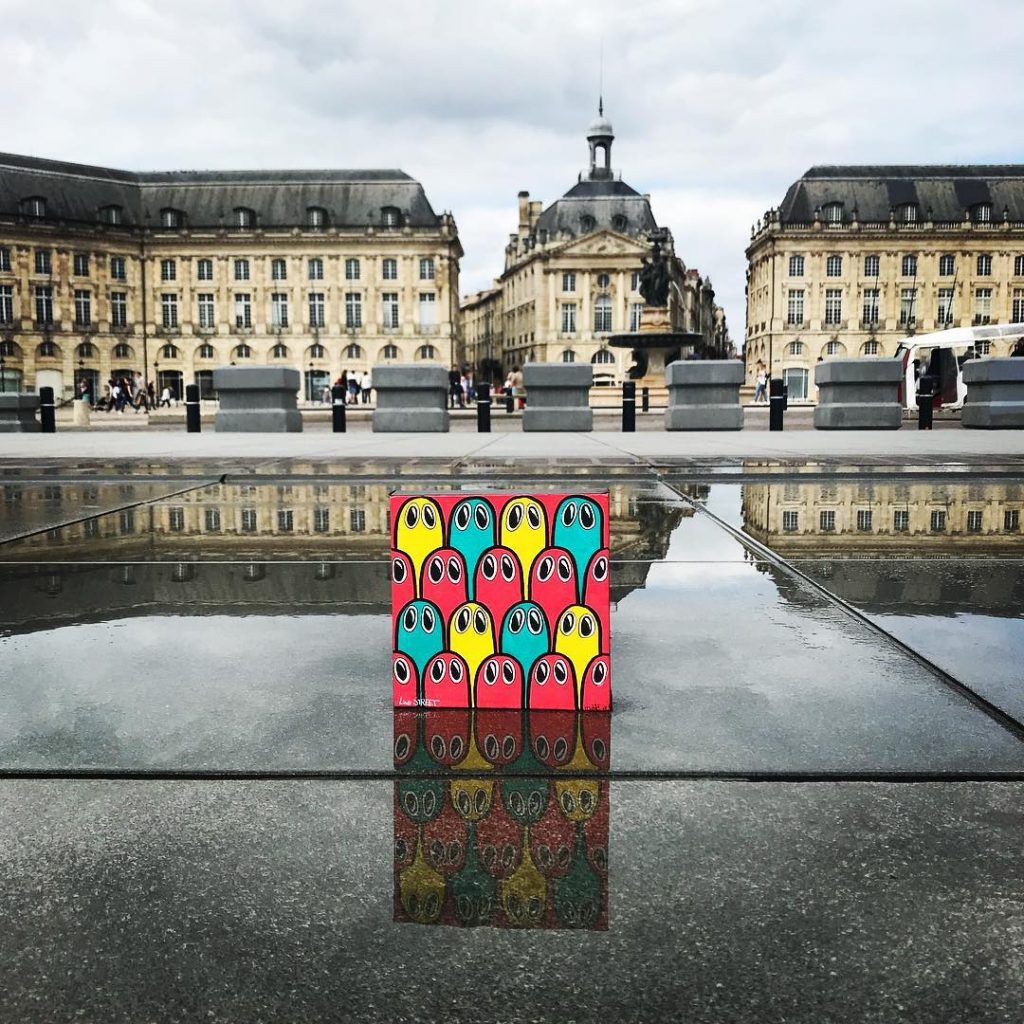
<box><xmin>780</xmin><ymin>165</ymin><xmax>1024</xmax><ymax>223</ymax></box>
<box><xmin>0</xmin><ymin>152</ymin><xmax>443</xmax><ymax>229</ymax></box>
<box><xmin>534</xmin><ymin>177</ymin><xmax>658</xmax><ymax>239</ymax></box>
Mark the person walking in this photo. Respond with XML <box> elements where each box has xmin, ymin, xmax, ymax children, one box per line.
<box><xmin>159</xmin><ymin>385</ymin><xmax>172</xmax><ymax>408</ymax></box>
<box><xmin>753</xmin><ymin>362</ymin><xmax>768</xmax><ymax>404</ymax></box>
<box><xmin>448</xmin><ymin>365</ymin><xmax>463</xmax><ymax>409</ymax></box>
<box><xmin>511</xmin><ymin>365</ymin><xmax>525</xmax><ymax>409</ymax></box>
<box><xmin>360</xmin><ymin>371</ymin><xmax>372</xmax><ymax>405</ymax></box>
<box><xmin>348</xmin><ymin>372</ymin><xmax>359</xmax><ymax>405</ymax></box>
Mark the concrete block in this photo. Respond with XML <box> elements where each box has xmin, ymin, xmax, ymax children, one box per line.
<box><xmin>813</xmin><ymin>358</ymin><xmax>902</xmax><ymax>430</ymax></box>
<box><xmin>212</xmin><ymin>366</ymin><xmax>302</xmax><ymax>432</ymax></box>
<box><xmin>522</xmin><ymin>363</ymin><xmax>593</xmax><ymax>432</ymax></box>
<box><xmin>962</xmin><ymin>358</ymin><xmax>1024</xmax><ymax>428</ymax></box>
<box><xmin>0</xmin><ymin>393</ymin><xmax>40</xmax><ymax>433</ymax></box>
<box><xmin>372</xmin><ymin>364</ymin><xmax>448</xmax><ymax>432</ymax></box>
<box><xmin>664</xmin><ymin>360</ymin><xmax>744</xmax><ymax>431</ymax></box>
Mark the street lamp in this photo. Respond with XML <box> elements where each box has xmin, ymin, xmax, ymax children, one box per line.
<box><xmin>309</xmin><ymin>360</ymin><xmax>314</xmax><ymax>403</ymax></box>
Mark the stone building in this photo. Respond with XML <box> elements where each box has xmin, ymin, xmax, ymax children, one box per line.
<box><xmin>746</xmin><ymin>165</ymin><xmax>1024</xmax><ymax>401</ymax></box>
<box><xmin>461</xmin><ymin>110</ymin><xmax>727</xmax><ymax>383</ymax></box>
<box><xmin>0</xmin><ymin>152</ymin><xmax>461</xmax><ymax>400</ymax></box>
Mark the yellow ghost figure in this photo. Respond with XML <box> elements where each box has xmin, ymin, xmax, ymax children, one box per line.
<box><xmin>394</xmin><ymin>497</ymin><xmax>444</xmax><ymax>594</ymax></box>
<box><xmin>448</xmin><ymin>602</ymin><xmax>495</xmax><ymax>692</ymax></box>
<box><xmin>499</xmin><ymin>831</ymin><xmax>547</xmax><ymax>928</ymax></box>
<box><xmin>553</xmin><ymin>604</ymin><xmax>601</xmax><ymax>689</ymax></box>
<box><xmin>398</xmin><ymin>833</ymin><xmax>446</xmax><ymax>924</ymax></box>
<box><xmin>449</xmin><ymin>778</ymin><xmax>493</xmax><ymax>822</ymax></box>
<box><xmin>554</xmin><ymin>779</ymin><xmax>601</xmax><ymax>823</ymax></box>
<box><xmin>499</xmin><ymin>497</ymin><xmax>547</xmax><ymax>587</ymax></box>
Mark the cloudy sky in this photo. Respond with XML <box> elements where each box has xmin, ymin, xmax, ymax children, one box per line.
<box><xmin>4</xmin><ymin>0</ymin><xmax>1023</xmax><ymax>333</ymax></box>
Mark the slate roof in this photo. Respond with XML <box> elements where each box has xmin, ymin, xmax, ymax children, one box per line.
<box><xmin>534</xmin><ymin>177</ymin><xmax>658</xmax><ymax>239</ymax></box>
<box><xmin>0</xmin><ymin>152</ymin><xmax>442</xmax><ymax>229</ymax></box>
<box><xmin>780</xmin><ymin>165</ymin><xmax>1024</xmax><ymax>223</ymax></box>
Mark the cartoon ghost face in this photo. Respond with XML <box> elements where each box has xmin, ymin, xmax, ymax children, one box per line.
<box><xmin>473</xmin><ymin>546</ymin><xmax>524</xmax><ymax>628</ymax></box>
<box><xmin>583</xmin><ymin>551</ymin><xmax>610</xmax><ymax>651</ymax></box>
<box><xmin>392</xmin><ymin>651</ymin><xmax>420</xmax><ymax>707</ymax></box>
<box><xmin>394</xmin><ymin>497</ymin><xmax>444</xmax><ymax>592</ymax></box>
<box><xmin>528</xmin><ymin>546</ymin><xmax>578</xmax><ymax>634</ymax></box>
<box><xmin>395</xmin><ymin>599</ymin><xmax>445</xmax><ymax>680</ymax></box>
<box><xmin>499</xmin><ymin>601</ymin><xmax>549</xmax><ymax>676</ymax></box>
<box><xmin>448</xmin><ymin>601</ymin><xmax>496</xmax><ymax>687</ymax></box>
<box><xmin>499</xmin><ymin>497</ymin><xmax>547</xmax><ymax>578</ymax></box>
<box><xmin>391</xmin><ymin>550</ymin><xmax>416</xmax><ymax>610</ymax></box>
<box><xmin>553</xmin><ymin>604</ymin><xmax>601</xmax><ymax>685</ymax></box>
<box><xmin>420</xmin><ymin>547</ymin><xmax>469</xmax><ymax>624</ymax></box>
<box><xmin>552</xmin><ymin>496</ymin><xmax>604</xmax><ymax>599</ymax></box>
<box><xmin>528</xmin><ymin>654</ymin><xmax>577</xmax><ymax>711</ymax></box>
<box><xmin>422</xmin><ymin>652</ymin><xmax>471</xmax><ymax>709</ymax></box>
<box><xmin>580</xmin><ymin>654</ymin><xmax>611</xmax><ymax>712</ymax></box>
<box><xmin>475</xmin><ymin>654</ymin><xmax>524</xmax><ymax>709</ymax></box>
<box><xmin>448</xmin><ymin>497</ymin><xmax>496</xmax><ymax>596</ymax></box>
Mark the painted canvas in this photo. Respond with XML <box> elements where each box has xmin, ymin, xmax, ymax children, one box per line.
<box><xmin>390</xmin><ymin>492</ymin><xmax>611</xmax><ymax>710</ymax></box>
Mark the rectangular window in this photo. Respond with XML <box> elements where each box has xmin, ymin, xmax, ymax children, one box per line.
<box><xmin>419</xmin><ymin>257</ymin><xmax>435</xmax><ymax>280</ymax></box>
<box><xmin>234</xmin><ymin>259</ymin><xmax>250</xmax><ymax>281</ymax></box>
<box><xmin>161</xmin><ymin>293</ymin><xmax>178</xmax><ymax>328</ymax></box>
<box><xmin>160</xmin><ymin>258</ymin><xmax>176</xmax><ymax>281</ymax></box>
<box><xmin>820</xmin><ymin>510</ymin><xmax>836</xmax><ymax>532</ymax></box>
<box><xmin>278</xmin><ymin>509</ymin><xmax>294</xmax><ymax>532</ymax></box>
<box><xmin>197</xmin><ymin>293</ymin><xmax>215</xmax><ymax>329</ymax></box>
<box><xmin>562</xmin><ymin>271</ymin><xmax>576</xmax><ymax>292</ymax></box>
<box><xmin>418</xmin><ymin>292</ymin><xmax>437</xmax><ymax>329</ymax></box>
<box><xmin>788</xmin><ymin>255</ymin><xmax>804</xmax><ymax>277</ymax></box>
<box><xmin>930</xmin><ymin>510</ymin><xmax>946</xmax><ymax>532</ymax></box>
<box><xmin>382</xmin><ymin>292</ymin><xmax>399</xmax><ymax>329</ymax></box>
<box><xmin>593</xmin><ymin>299</ymin><xmax>612</xmax><ymax>333</ymax></box>
<box><xmin>893</xmin><ymin>510</ymin><xmax>910</xmax><ymax>532</ymax></box>
<box><xmin>975</xmin><ymin>288</ymin><xmax>992</xmax><ymax>323</ymax></box>
<box><xmin>900</xmin><ymin>288</ymin><xmax>917</xmax><ymax>326</ymax></box>
<box><xmin>630</xmin><ymin>302</ymin><xmax>643</xmax><ymax>332</ymax></box>
<box><xmin>271</xmin><ymin>258</ymin><xmax>287</xmax><ymax>281</ymax></box>
<box><xmin>73</xmin><ymin>253</ymin><xmax>89</xmax><ymax>276</ymax></box>
<box><xmin>120</xmin><ymin>509</ymin><xmax>135</xmax><ymax>534</ymax></box>
<box><xmin>169</xmin><ymin>507</ymin><xmax>185</xmax><ymax>532</ymax></box>
<box><xmin>1005</xmin><ymin>509</ymin><xmax>1020</xmax><ymax>531</ymax></box>
<box><xmin>966</xmin><ymin>510</ymin><xmax>983</xmax><ymax>532</ymax></box>
<box><xmin>345</xmin><ymin>258</ymin><xmax>360</xmax><ymax>281</ymax></box>
<box><xmin>862</xmin><ymin>288</ymin><xmax>879</xmax><ymax>324</ymax></box>
<box><xmin>309</xmin><ymin>292</ymin><xmax>325</xmax><ymax>328</ymax></box>
<box><xmin>271</xmin><ymin>292</ymin><xmax>289</xmax><ymax>328</ymax></box>
<box><xmin>782</xmin><ymin>510</ymin><xmax>799</xmax><ymax>532</ymax></box>
<box><xmin>630</xmin><ymin>271</ymin><xmax>640</xmax><ymax>292</ymax></box>
<box><xmin>234</xmin><ymin>293</ymin><xmax>252</xmax><ymax>328</ymax></box>
<box><xmin>74</xmin><ymin>289</ymin><xmax>91</xmax><ymax>326</ymax></box>
<box><xmin>110</xmin><ymin>255</ymin><xmax>126</xmax><ymax>281</ymax></box>
<box><xmin>308</xmin><ymin>258</ymin><xmax>324</xmax><ymax>281</ymax></box>
<box><xmin>561</xmin><ymin>302</ymin><xmax>577</xmax><ymax>333</ymax></box>
<box><xmin>0</xmin><ymin>286</ymin><xmax>13</xmax><ymax>324</ymax></box>
<box><xmin>937</xmin><ymin>288</ymin><xmax>954</xmax><ymax>325</ymax></box>
<box><xmin>864</xmin><ymin>254</ymin><xmax>880</xmax><ymax>277</ymax></box>
<box><xmin>977</xmin><ymin>254</ymin><xmax>992</xmax><ymax>276</ymax></box>
<box><xmin>939</xmin><ymin>254</ymin><xmax>955</xmax><ymax>276</ymax></box>
<box><xmin>109</xmin><ymin>291</ymin><xmax>127</xmax><ymax>327</ymax></box>
<box><xmin>786</xmin><ymin>289</ymin><xmax>804</xmax><ymax>325</ymax></box>
<box><xmin>35</xmin><ymin>285</ymin><xmax>53</xmax><ymax>323</ymax></box>
<box><xmin>241</xmin><ymin>508</ymin><xmax>257</xmax><ymax>533</ymax></box>
<box><xmin>856</xmin><ymin>509</ymin><xmax>873</xmax><ymax>531</ymax></box>
<box><xmin>1013</xmin><ymin>288</ymin><xmax>1024</xmax><ymax>323</ymax></box>
<box><xmin>35</xmin><ymin>250</ymin><xmax>51</xmax><ymax>274</ymax></box>
<box><xmin>197</xmin><ymin>258</ymin><xmax>213</xmax><ymax>281</ymax></box>
<box><xmin>383</xmin><ymin>258</ymin><xmax>398</xmax><ymax>280</ymax></box>
<box><xmin>314</xmin><ymin>507</ymin><xmax>330</xmax><ymax>533</ymax></box>
<box><xmin>350</xmin><ymin>508</ymin><xmax>366</xmax><ymax>533</ymax></box>
<box><xmin>344</xmin><ymin>292</ymin><xmax>362</xmax><ymax>328</ymax></box>
<box><xmin>204</xmin><ymin>509</ymin><xmax>221</xmax><ymax>532</ymax></box>
<box><xmin>0</xmin><ymin>247</ymin><xmax>10</xmax><ymax>272</ymax></box>
<box><xmin>825</xmin><ymin>255</ymin><xmax>842</xmax><ymax>277</ymax></box>
<box><xmin>824</xmin><ymin>289</ymin><xmax>842</xmax><ymax>325</ymax></box>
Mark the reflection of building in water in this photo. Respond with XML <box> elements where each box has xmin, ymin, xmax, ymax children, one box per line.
<box><xmin>393</xmin><ymin>710</ymin><xmax>609</xmax><ymax>930</ymax></box>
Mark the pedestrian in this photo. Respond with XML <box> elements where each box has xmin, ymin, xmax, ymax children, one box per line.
<box><xmin>321</xmin><ymin>383</ymin><xmax>331</xmax><ymax>404</ymax></box>
<box><xmin>465</xmin><ymin>369</ymin><xmax>476</xmax><ymax>403</ymax></box>
<box><xmin>147</xmin><ymin>380</ymin><xmax>155</xmax><ymax>408</ymax></box>
<box><xmin>360</xmin><ymin>371</ymin><xmax>372</xmax><ymax>404</ymax></box>
<box><xmin>159</xmin><ymin>385</ymin><xmax>172</xmax><ymax>408</ymax></box>
<box><xmin>511</xmin><ymin>364</ymin><xmax>525</xmax><ymax>409</ymax></box>
<box><xmin>348</xmin><ymin>372</ymin><xmax>359</xmax><ymax>405</ymax></box>
<box><xmin>448</xmin><ymin>365</ymin><xmax>463</xmax><ymax>409</ymax></box>
<box><xmin>753</xmin><ymin>362</ymin><xmax>768</xmax><ymax>404</ymax></box>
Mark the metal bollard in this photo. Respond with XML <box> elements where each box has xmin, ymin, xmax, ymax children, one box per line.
<box><xmin>185</xmin><ymin>384</ymin><xmax>201</xmax><ymax>433</ymax></box>
<box><xmin>332</xmin><ymin>385</ymin><xmax>347</xmax><ymax>432</ymax></box>
<box><xmin>622</xmin><ymin>380</ymin><xmax>636</xmax><ymax>432</ymax></box>
<box><xmin>917</xmin><ymin>375</ymin><xmax>934</xmax><ymax>430</ymax></box>
<box><xmin>504</xmin><ymin>386</ymin><xmax>514</xmax><ymax>414</ymax></box>
<box><xmin>39</xmin><ymin>386</ymin><xmax>56</xmax><ymax>433</ymax></box>
<box><xmin>769</xmin><ymin>378</ymin><xmax>785</xmax><ymax>431</ymax></box>
<box><xmin>641</xmin><ymin>386</ymin><xmax>649</xmax><ymax>413</ymax></box>
<box><xmin>476</xmin><ymin>383</ymin><xmax>491</xmax><ymax>433</ymax></box>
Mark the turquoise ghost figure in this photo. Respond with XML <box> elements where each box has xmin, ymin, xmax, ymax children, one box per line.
<box><xmin>395</xmin><ymin>599</ymin><xmax>445</xmax><ymax>682</ymax></box>
<box><xmin>552</xmin><ymin>496</ymin><xmax>604</xmax><ymax>602</ymax></box>
<box><xmin>499</xmin><ymin>601</ymin><xmax>550</xmax><ymax>676</ymax></box>
<box><xmin>448</xmin><ymin>498</ymin><xmax>496</xmax><ymax>598</ymax></box>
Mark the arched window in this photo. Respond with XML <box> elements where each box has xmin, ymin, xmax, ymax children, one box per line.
<box><xmin>77</xmin><ymin>342</ymin><xmax>96</xmax><ymax>358</ymax></box>
<box><xmin>825</xmin><ymin>255</ymin><xmax>843</xmax><ymax>277</ymax></box>
<box><xmin>271</xmin><ymin>343</ymin><xmax>289</xmax><ymax>358</ymax></box>
<box><xmin>160</xmin><ymin>208</ymin><xmax>183</xmax><ymax>229</ymax></box>
<box><xmin>580</xmin><ymin>214</ymin><xmax>596</xmax><ymax>233</ymax></box>
<box><xmin>344</xmin><ymin>343</ymin><xmax>363</xmax><ymax>359</ymax></box>
<box><xmin>234</xmin><ymin>344</ymin><xmax>252</xmax><ymax>359</ymax></box>
<box><xmin>787</xmin><ymin>341</ymin><xmax>804</xmax><ymax>355</ymax></box>
<box><xmin>611</xmin><ymin>214</ymin><xmax>628</xmax><ymax>232</ymax></box>
<box><xmin>901</xmin><ymin>255</ymin><xmax>917</xmax><ymax>277</ymax></box>
<box><xmin>788</xmin><ymin>255</ymin><xmax>805</xmax><ymax>277</ymax></box>
<box><xmin>592</xmin><ymin>348</ymin><xmax>615</xmax><ymax>364</ymax></box>
<box><xmin>822</xmin><ymin>202</ymin><xmax>844</xmax><ymax>224</ymax></box>
<box><xmin>99</xmin><ymin>205</ymin><xmax>123</xmax><ymax>225</ymax></box>
<box><xmin>36</xmin><ymin>341</ymin><xmax>60</xmax><ymax>359</ymax></box>
<box><xmin>306</xmin><ymin>207</ymin><xmax>327</xmax><ymax>228</ymax></box>
<box><xmin>161</xmin><ymin>344</ymin><xmax>179</xmax><ymax>359</ymax></box>
<box><xmin>417</xmin><ymin>344</ymin><xmax>438</xmax><ymax>360</ymax></box>
<box><xmin>381</xmin><ymin>206</ymin><xmax>400</xmax><ymax>228</ymax></box>
<box><xmin>0</xmin><ymin>339</ymin><xmax>21</xmax><ymax>357</ymax></box>
<box><xmin>824</xmin><ymin>340</ymin><xmax>845</xmax><ymax>357</ymax></box>
<box><xmin>308</xmin><ymin>343</ymin><xmax>326</xmax><ymax>359</ymax></box>
<box><xmin>113</xmin><ymin>343</ymin><xmax>134</xmax><ymax>359</ymax></box>
<box><xmin>234</xmin><ymin>207</ymin><xmax>256</xmax><ymax>228</ymax></box>
<box><xmin>939</xmin><ymin>254</ymin><xmax>955</xmax><ymax>276</ymax></box>
<box><xmin>561</xmin><ymin>349</ymin><xmax>576</xmax><ymax>363</ymax></box>
<box><xmin>196</xmin><ymin>343</ymin><xmax>216</xmax><ymax>360</ymax></box>
<box><xmin>862</xmin><ymin>340</ymin><xmax>880</xmax><ymax>355</ymax></box>
<box><xmin>593</xmin><ymin>294</ymin><xmax>612</xmax><ymax>333</ymax></box>
<box><xmin>380</xmin><ymin>344</ymin><xmax>399</xmax><ymax>360</ymax></box>
<box><xmin>864</xmin><ymin>254</ymin><xmax>880</xmax><ymax>277</ymax></box>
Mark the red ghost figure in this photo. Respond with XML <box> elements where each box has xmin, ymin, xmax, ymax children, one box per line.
<box><xmin>393</xmin><ymin>652</ymin><xmax>420</xmax><ymax>707</ymax></box>
<box><xmin>473</xmin><ymin>546</ymin><xmax>525</xmax><ymax>630</ymax></box>
<box><xmin>582</xmin><ymin>550</ymin><xmax>611</xmax><ymax>652</ymax></box>
<box><xmin>580</xmin><ymin>654</ymin><xmax>611</xmax><ymax>711</ymax></box>
<box><xmin>527</xmin><ymin>654</ymin><xmax>577</xmax><ymax>711</ymax></box>
<box><xmin>422</xmin><ymin>652</ymin><xmax>472</xmax><ymax>709</ymax></box>
<box><xmin>420</xmin><ymin>547</ymin><xmax>469</xmax><ymax>624</ymax></box>
<box><xmin>391</xmin><ymin>550</ymin><xmax>416</xmax><ymax>609</ymax></box>
<box><xmin>475</xmin><ymin>654</ymin><xmax>525</xmax><ymax>709</ymax></box>
<box><xmin>528</xmin><ymin>546</ymin><xmax>577</xmax><ymax>634</ymax></box>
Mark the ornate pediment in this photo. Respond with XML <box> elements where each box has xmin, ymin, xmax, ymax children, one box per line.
<box><xmin>555</xmin><ymin>231</ymin><xmax>646</xmax><ymax>259</ymax></box>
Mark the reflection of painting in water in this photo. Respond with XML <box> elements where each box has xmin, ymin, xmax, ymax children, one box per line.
<box><xmin>391</xmin><ymin>493</ymin><xmax>611</xmax><ymax>709</ymax></box>
<box><xmin>393</xmin><ymin>709</ymin><xmax>610</xmax><ymax>930</ymax></box>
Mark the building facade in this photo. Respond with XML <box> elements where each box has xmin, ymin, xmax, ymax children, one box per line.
<box><xmin>462</xmin><ymin>112</ymin><xmax>727</xmax><ymax>383</ymax></box>
<box><xmin>745</xmin><ymin>165</ymin><xmax>1024</xmax><ymax>401</ymax></box>
<box><xmin>0</xmin><ymin>153</ymin><xmax>461</xmax><ymax>400</ymax></box>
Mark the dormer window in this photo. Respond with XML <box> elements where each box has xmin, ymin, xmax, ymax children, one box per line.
<box><xmin>381</xmin><ymin>206</ymin><xmax>400</xmax><ymax>228</ymax></box>
<box><xmin>822</xmin><ymin>202</ymin><xmax>844</xmax><ymax>225</ymax></box>
<box><xmin>611</xmin><ymin>214</ymin><xmax>628</xmax><ymax>232</ymax></box>
<box><xmin>20</xmin><ymin>196</ymin><xmax>46</xmax><ymax>218</ymax></box>
<box><xmin>896</xmin><ymin>203</ymin><xmax>918</xmax><ymax>223</ymax></box>
<box><xmin>99</xmin><ymin>205</ymin><xmax>123</xmax><ymax>225</ymax></box>
<box><xmin>234</xmin><ymin>207</ymin><xmax>256</xmax><ymax>228</ymax></box>
<box><xmin>580</xmin><ymin>214</ymin><xmax>596</xmax><ymax>232</ymax></box>
<box><xmin>306</xmin><ymin>206</ymin><xmax>327</xmax><ymax>228</ymax></box>
<box><xmin>160</xmin><ymin>208</ymin><xmax>183</xmax><ymax>229</ymax></box>
<box><xmin>973</xmin><ymin>203</ymin><xmax>992</xmax><ymax>224</ymax></box>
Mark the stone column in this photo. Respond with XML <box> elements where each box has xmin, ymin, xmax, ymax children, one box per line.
<box><xmin>664</xmin><ymin>360</ymin><xmax>744</xmax><ymax>430</ymax></box>
<box><xmin>962</xmin><ymin>358</ymin><xmax>1024</xmax><ymax>428</ymax></box>
<box><xmin>372</xmin><ymin>364</ymin><xmax>448</xmax><ymax>432</ymax></box>
<box><xmin>212</xmin><ymin>366</ymin><xmax>302</xmax><ymax>432</ymax></box>
<box><xmin>522</xmin><ymin>363</ymin><xmax>593</xmax><ymax>431</ymax></box>
<box><xmin>813</xmin><ymin>358</ymin><xmax>902</xmax><ymax>429</ymax></box>
<box><xmin>0</xmin><ymin>393</ymin><xmax>40</xmax><ymax>432</ymax></box>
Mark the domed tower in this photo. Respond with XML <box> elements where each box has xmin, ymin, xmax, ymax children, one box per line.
<box><xmin>586</xmin><ymin>100</ymin><xmax>614</xmax><ymax>181</ymax></box>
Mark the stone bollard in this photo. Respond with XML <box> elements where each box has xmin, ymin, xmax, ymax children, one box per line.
<box><xmin>522</xmin><ymin>363</ymin><xmax>593</xmax><ymax>431</ymax></box>
<box><xmin>371</xmin><ymin>364</ymin><xmax>448</xmax><ymax>432</ymax></box>
<box><xmin>212</xmin><ymin>366</ymin><xmax>302</xmax><ymax>432</ymax></box>
<box><xmin>73</xmin><ymin>399</ymin><xmax>91</xmax><ymax>427</ymax></box>
<box><xmin>813</xmin><ymin>358</ymin><xmax>902</xmax><ymax>430</ymax></box>
<box><xmin>0</xmin><ymin>393</ymin><xmax>40</xmax><ymax>432</ymax></box>
<box><xmin>962</xmin><ymin>358</ymin><xmax>1024</xmax><ymax>428</ymax></box>
<box><xmin>664</xmin><ymin>360</ymin><xmax>744</xmax><ymax>430</ymax></box>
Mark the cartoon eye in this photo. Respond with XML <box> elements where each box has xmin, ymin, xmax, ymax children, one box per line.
<box><xmin>456</xmin><ymin>607</ymin><xmax>471</xmax><ymax>632</ymax></box>
<box><xmin>527</xmin><ymin>505</ymin><xmax>541</xmax><ymax>529</ymax></box>
<box><xmin>527</xmin><ymin>608</ymin><xmax>543</xmax><ymax>634</ymax></box>
<box><xmin>559</xmin><ymin>611</ymin><xmax>575</xmax><ymax>634</ymax></box>
<box><xmin>557</xmin><ymin>557</ymin><xmax>572</xmax><ymax>582</ymax></box>
<box><xmin>580</xmin><ymin>504</ymin><xmax>596</xmax><ymax>529</ymax></box>
<box><xmin>455</xmin><ymin>789</ymin><xmax>472</xmax><ymax>815</ymax></box>
<box><xmin>474</xmin><ymin>504</ymin><xmax>490</xmax><ymax>529</ymax></box>
<box><xmin>579</xmin><ymin>615</ymin><xmax>594</xmax><ymax>638</ymax></box>
<box><xmin>500</xmin><ymin>554</ymin><xmax>516</xmax><ymax>581</ymax></box>
<box><xmin>527</xmin><ymin>791</ymin><xmax>543</xmax><ymax>816</ymax></box>
<box><xmin>430</xmin><ymin>659</ymin><xmax>446</xmax><ymax>684</ymax></box>
<box><xmin>455</xmin><ymin>503</ymin><xmax>470</xmax><ymax>529</ymax></box>
<box><xmin>422</xmin><ymin>790</ymin><xmax>436</xmax><ymax>817</ymax></box>
<box><xmin>579</xmin><ymin>789</ymin><xmax>595</xmax><ymax>813</ymax></box>
<box><xmin>481</xmin><ymin>554</ymin><xmax>497</xmax><ymax>580</ymax></box>
<box><xmin>591</xmin><ymin>738</ymin><xmax>607</xmax><ymax>762</ymax></box>
<box><xmin>404</xmin><ymin>504</ymin><xmax>419</xmax><ymax>528</ymax></box>
<box><xmin>507</xmin><ymin>503</ymin><xmax>523</xmax><ymax>530</ymax></box>
<box><xmin>501</xmin><ymin>661</ymin><xmax>516</xmax><ymax>685</ymax></box>
<box><xmin>449</xmin><ymin>659</ymin><xmax>464</xmax><ymax>683</ymax></box>
<box><xmin>537</xmin><ymin>556</ymin><xmax>554</xmax><ymax>582</ymax></box>
<box><xmin>449</xmin><ymin>735</ymin><xmax>464</xmax><ymax>760</ymax></box>
<box><xmin>392</xmin><ymin>558</ymin><xmax>407</xmax><ymax>583</ymax></box>
<box><xmin>508</xmin><ymin>792</ymin><xmax>525</xmax><ymax>817</ymax></box>
<box><xmin>403</xmin><ymin>606</ymin><xmax>418</xmax><ymax>631</ymax></box>
<box><xmin>403</xmin><ymin>791</ymin><xmax>418</xmax><ymax>816</ymax></box>
<box><xmin>500</xmin><ymin>843</ymin><xmax>516</xmax><ymax>869</ymax></box>
<box><xmin>560</xmin><ymin>791</ymin><xmax>575</xmax><ymax>814</ymax></box>
<box><xmin>429</xmin><ymin>838</ymin><xmax>445</xmax><ymax>865</ymax></box>
<box><xmin>473</xmin><ymin>609</ymin><xmax>488</xmax><ymax>633</ymax></box>
<box><xmin>394</xmin><ymin>733</ymin><xmax>410</xmax><ymax>760</ymax></box>
<box><xmin>428</xmin><ymin>558</ymin><xmax>444</xmax><ymax>584</ymax></box>
<box><xmin>535</xmin><ymin>735</ymin><xmax>549</xmax><ymax>759</ymax></box>
<box><xmin>508</xmin><ymin>609</ymin><xmax>525</xmax><ymax>633</ymax></box>
<box><xmin>480</xmin><ymin>843</ymin><xmax>496</xmax><ymax>867</ymax></box>
<box><xmin>502</xmin><ymin>735</ymin><xmax>517</xmax><ymax>758</ymax></box>
<box><xmin>553</xmin><ymin>660</ymin><xmax>568</xmax><ymax>684</ymax></box>
<box><xmin>447</xmin><ymin>558</ymin><xmax>462</xmax><ymax>582</ymax></box>
<box><xmin>536</xmin><ymin>843</ymin><xmax>552</xmax><ymax>869</ymax></box>
<box><xmin>484</xmin><ymin>660</ymin><xmax>498</xmax><ymax>685</ymax></box>
<box><xmin>422</xmin><ymin>606</ymin><xmax>436</xmax><ymax>632</ymax></box>
<box><xmin>561</xmin><ymin>503</ymin><xmax>576</xmax><ymax>526</ymax></box>
<box><xmin>474</xmin><ymin>789</ymin><xmax>488</xmax><ymax>814</ymax></box>
<box><xmin>394</xmin><ymin>658</ymin><xmax>411</xmax><ymax>685</ymax></box>
<box><xmin>535</xmin><ymin>661</ymin><xmax>549</xmax><ymax>684</ymax></box>
<box><xmin>483</xmin><ymin>733</ymin><xmax>498</xmax><ymax>758</ymax></box>
<box><xmin>394</xmin><ymin>837</ymin><xmax>408</xmax><ymax>861</ymax></box>
<box><xmin>430</xmin><ymin>735</ymin><xmax>446</xmax><ymax>760</ymax></box>
<box><xmin>422</xmin><ymin>504</ymin><xmax>437</xmax><ymax>529</ymax></box>
<box><xmin>592</xmin><ymin>556</ymin><xmax>608</xmax><ymax>581</ymax></box>
<box><xmin>592</xmin><ymin>661</ymin><xmax>607</xmax><ymax>684</ymax></box>
<box><xmin>553</xmin><ymin>737</ymin><xmax>569</xmax><ymax>761</ymax></box>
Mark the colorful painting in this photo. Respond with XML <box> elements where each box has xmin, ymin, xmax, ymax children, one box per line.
<box><xmin>393</xmin><ymin>709</ymin><xmax>610</xmax><ymax>929</ymax></box>
<box><xmin>391</xmin><ymin>492</ymin><xmax>611</xmax><ymax>710</ymax></box>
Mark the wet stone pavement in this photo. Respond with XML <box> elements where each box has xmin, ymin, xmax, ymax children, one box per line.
<box><xmin>1</xmin><ymin>454</ymin><xmax>1023</xmax><ymax>1023</ymax></box>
